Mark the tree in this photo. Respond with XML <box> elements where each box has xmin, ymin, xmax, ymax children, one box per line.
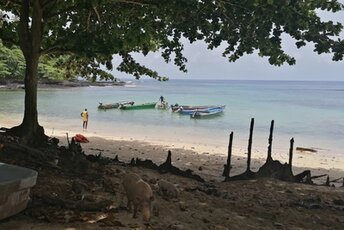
<box><xmin>0</xmin><ymin>0</ymin><xmax>343</xmax><ymax>145</ymax></box>
<box><xmin>0</xmin><ymin>42</ymin><xmax>25</xmax><ymax>81</ymax></box>
<box><xmin>0</xmin><ymin>42</ymin><xmax>79</xmax><ymax>81</ymax></box>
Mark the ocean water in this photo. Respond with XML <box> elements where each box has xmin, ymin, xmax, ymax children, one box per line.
<box><xmin>0</xmin><ymin>79</ymin><xmax>343</xmax><ymax>157</ymax></box>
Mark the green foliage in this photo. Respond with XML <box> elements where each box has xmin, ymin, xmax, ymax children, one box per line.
<box><xmin>38</xmin><ymin>55</ymin><xmax>78</xmax><ymax>81</ymax></box>
<box><xmin>1</xmin><ymin>0</ymin><xmax>343</xmax><ymax>81</ymax></box>
<box><xmin>0</xmin><ymin>41</ymin><xmax>79</xmax><ymax>81</ymax></box>
<box><xmin>0</xmin><ymin>42</ymin><xmax>25</xmax><ymax>80</ymax></box>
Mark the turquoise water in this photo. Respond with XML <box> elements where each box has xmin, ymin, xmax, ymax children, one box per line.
<box><xmin>0</xmin><ymin>79</ymin><xmax>343</xmax><ymax>156</ymax></box>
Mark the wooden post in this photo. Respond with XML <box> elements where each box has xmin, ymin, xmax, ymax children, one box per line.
<box><xmin>66</xmin><ymin>132</ymin><xmax>70</xmax><ymax>147</ymax></box>
<box><xmin>289</xmin><ymin>138</ymin><xmax>294</xmax><ymax>168</ymax></box>
<box><xmin>166</xmin><ymin>150</ymin><xmax>172</xmax><ymax>166</ymax></box>
<box><xmin>222</xmin><ymin>132</ymin><xmax>233</xmax><ymax>178</ymax></box>
<box><xmin>325</xmin><ymin>176</ymin><xmax>330</xmax><ymax>186</ymax></box>
<box><xmin>247</xmin><ymin>118</ymin><xmax>254</xmax><ymax>172</ymax></box>
<box><xmin>267</xmin><ymin>120</ymin><xmax>274</xmax><ymax>162</ymax></box>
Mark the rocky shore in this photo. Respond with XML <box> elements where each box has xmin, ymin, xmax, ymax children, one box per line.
<box><xmin>0</xmin><ymin>80</ymin><xmax>126</xmax><ymax>90</ymax></box>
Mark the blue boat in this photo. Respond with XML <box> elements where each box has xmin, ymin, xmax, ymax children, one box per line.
<box><xmin>171</xmin><ymin>105</ymin><xmax>213</xmax><ymax>113</ymax></box>
<box><xmin>190</xmin><ymin>106</ymin><xmax>226</xmax><ymax>118</ymax></box>
<box><xmin>176</xmin><ymin>105</ymin><xmax>225</xmax><ymax>115</ymax></box>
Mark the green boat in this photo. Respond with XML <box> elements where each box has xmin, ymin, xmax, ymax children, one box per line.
<box><xmin>98</xmin><ymin>101</ymin><xmax>134</xmax><ymax>110</ymax></box>
<box><xmin>119</xmin><ymin>102</ymin><xmax>156</xmax><ymax>110</ymax></box>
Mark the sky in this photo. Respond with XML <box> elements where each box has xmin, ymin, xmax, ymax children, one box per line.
<box><xmin>111</xmin><ymin>4</ymin><xmax>344</xmax><ymax>82</ymax></box>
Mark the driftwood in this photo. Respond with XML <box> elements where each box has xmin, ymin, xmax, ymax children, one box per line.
<box><xmin>311</xmin><ymin>174</ymin><xmax>328</xmax><ymax>180</ymax></box>
<box><xmin>135</xmin><ymin>158</ymin><xmax>159</xmax><ymax>170</ymax></box>
<box><xmin>85</xmin><ymin>152</ymin><xmax>102</xmax><ymax>162</ymax></box>
<box><xmin>224</xmin><ymin>119</ymin><xmax>320</xmax><ymax>185</ymax></box>
<box><xmin>325</xmin><ymin>176</ymin><xmax>330</xmax><ymax>186</ymax></box>
<box><xmin>289</xmin><ymin>138</ymin><xmax>294</xmax><ymax>167</ymax></box>
<box><xmin>225</xmin><ymin>118</ymin><xmax>255</xmax><ymax>181</ymax></box>
<box><xmin>222</xmin><ymin>132</ymin><xmax>233</xmax><ymax>179</ymax></box>
<box><xmin>330</xmin><ymin>177</ymin><xmax>344</xmax><ymax>183</ymax></box>
<box><xmin>126</xmin><ymin>150</ymin><xmax>205</xmax><ymax>183</ymax></box>
<box><xmin>157</xmin><ymin>150</ymin><xmax>205</xmax><ymax>182</ymax></box>
<box><xmin>267</xmin><ymin>120</ymin><xmax>274</xmax><ymax>162</ymax></box>
<box><xmin>296</xmin><ymin>147</ymin><xmax>317</xmax><ymax>153</ymax></box>
<box><xmin>247</xmin><ymin>118</ymin><xmax>254</xmax><ymax>171</ymax></box>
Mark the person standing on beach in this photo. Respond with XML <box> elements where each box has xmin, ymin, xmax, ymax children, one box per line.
<box><xmin>81</xmin><ymin>108</ymin><xmax>88</xmax><ymax>129</ymax></box>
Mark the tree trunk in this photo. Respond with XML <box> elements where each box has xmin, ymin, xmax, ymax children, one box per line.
<box><xmin>8</xmin><ymin>0</ymin><xmax>46</xmax><ymax>145</ymax></box>
<box><xmin>10</xmin><ymin>55</ymin><xmax>46</xmax><ymax>145</ymax></box>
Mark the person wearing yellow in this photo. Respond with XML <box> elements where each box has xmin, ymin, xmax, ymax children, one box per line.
<box><xmin>80</xmin><ymin>108</ymin><xmax>88</xmax><ymax>129</ymax></box>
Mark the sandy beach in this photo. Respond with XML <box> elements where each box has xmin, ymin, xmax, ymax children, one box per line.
<box><xmin>1</xmin><ymin>112</ymin><xmax>343</xmax><ymax>187</ymax></box>
<box><xmin>3</xmin><ymin>117</ymin><xmax>344</xmax><ymax>183</ymax></box>
<box><xmin>50</xmin><ymin>125</ymin><xmax>344</xmax><ymax>186</ymax></box>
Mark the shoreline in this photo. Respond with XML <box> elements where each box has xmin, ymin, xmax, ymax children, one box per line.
<box><xmin>0</xmin><ymin>80</ymin><xmax>127</xmax><ymax>90</ymax></box>
<box><xmin>54</xmin><ymin>131</ymin><xmax>344</xmax><ymax>185</ymax></box>
<box><xmin>2</xmin><ymin>117</ymin><xmax>344</xmax><ymax>175</ymax></box>
<box><xmin>59</xmin><ymin>134</ymin><xmax>344</xmax><ymax>187</ymax></box>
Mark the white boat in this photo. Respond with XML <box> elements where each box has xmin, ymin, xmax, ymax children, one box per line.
<box><xmin>0</xmin><ymin>163</ymin><xmax>38</xmax><ymax>220</ymax></box>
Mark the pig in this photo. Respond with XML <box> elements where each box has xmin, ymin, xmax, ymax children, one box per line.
<box><xmin>158</xmin><ymin>179</ymin><xmax>179</xmax><ymax>198</ymax></box>
<box><xmin>122</xmin><ymin>173</ymin><xmax>154</xmax><ymax>221</ymax></box>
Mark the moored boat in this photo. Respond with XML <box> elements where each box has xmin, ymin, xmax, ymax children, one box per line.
<box><xmin>173</xmin><ymin>105</ymin><xmax>226</xmax><ymax>115</ymax></box>
<box><xmin>0</xmin><ymin>163</ymin><xmax>38</xmax><ymax>220</ymax></box>
<box><xmin>171</xmin><ymin>105</ymin><xmax>217</xmax><ymax>112</ymax></box>
<box><xmin>190</xmin><ymin>106</ymin><xmax>226</xmax><ymax>118</ymax></box>
<box><xmin>155</xmin><ymin>101</ymin><xmax>169</xmax><ymax>109</ymax></box>
<box><xmin>98</xmin><ymin>101</ymin><xmax>134</xmax><ymax>110</ymax></box>
<box><xmin>119</xmin><ymin>102</ymin><xmax>156</xmax><ymax>110</ymax></box>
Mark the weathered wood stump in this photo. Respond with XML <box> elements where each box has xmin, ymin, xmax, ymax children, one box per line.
<box><xmin>222</xmin><ymin>132</ymin><xmax>233</xmax><ymax>179</ymax></box>
<box><xmin>126</xmin><ymin>150</ymin><xmax>205</xmax><ymax>182</ymax></box>
<box><xmin>224</xmin><ymin>120</ymin><xmax>319</xmax><ymax>185</ymax></box>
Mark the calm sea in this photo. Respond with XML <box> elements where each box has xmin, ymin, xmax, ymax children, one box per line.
<box><xmin>0</xmin><ymin>79</ymin><xmax>343</xmax><ymax>156</ymax></box>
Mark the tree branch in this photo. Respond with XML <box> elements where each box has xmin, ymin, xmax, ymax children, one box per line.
<box><xmin>93</xmin><ymin>6</ymin><xmax>101</xmax><ymax>25</ymax></box>
<box><xmin>116</xmin><ymin>0</ymin><xmax>160</xmax><ymax>6</ymax></box>
<box><xmin>216</xmin><ymin>0</ymin><xmax>248</xmax><ymax>10</ymax></box>
<box><xmin>18</xmin><ymin>0</ymin><xmax>30</xmax><ymax>55</ymax></box>
<box><xmin>5</xmin><ymin>0</ymin><xmax>21</xmax><ymax>6</ymax></box>
<box><xmin>40</xmin><ymin>45</ymin><xmax>77</xmax><ymax>56</ymax></box>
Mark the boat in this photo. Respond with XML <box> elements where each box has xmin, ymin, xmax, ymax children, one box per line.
<box><xmin>190</xmin><ymin>106</ymin><xmax>225</xmax><ymax>118</ymax></box>
<box><xmin>174</xmin><ymin>105</ymin><xmax>226</xmax><ymax>115</ymax></box>
<box><xmin>171</xmin><ymin>105</ymin><xmax>217</xmax><ymax>113</ymax></box>
<box><xmin>155</xmin><ymin>101</ymin><xmax>169</xmax><ymax>109</ymax></box>
<box><xmin>0</xmin><ymin>163</ymin><xmax>38</xmax><ymax>220</ymax></box>
<box><xmin>119</xmin><ymin>102</ymin><xmax>156</xmax><ymax>110</ymax></box>
<box><xmin>98</xmin><ymin>101</ymin><xmax>134</xmax><ymax>110</ymax></box>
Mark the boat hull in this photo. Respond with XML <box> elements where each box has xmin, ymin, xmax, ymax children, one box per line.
<box><xmin>176</xmin><ymin>105</ymin><xmax>226</xmax><ymax>115</ymax></box>
<box><xmin>171</xmin><ymin>105</ymin><xmax>215</xmax><ymax>112</ymax></box>
<box><xmin>98</xmin><ymin>101</ymin><xmax>134</xmax><ymax>110</ymax></box>
<box><xmin>98</xmin><ymin>103</ymin><xmax>120</xmax><ymax>109</ymax></box>
<box><xmin>120</xmin><ymin>102</ymin><xmax>156</xmax><ymax>110</ymax></box>
<box><xmin>155</xmin><ymin>101</ymin><xmax>169</xmax><ymax>109</ymax></box>
<box><xmin>0</xmin><ymin>163</ymin><xmax>38</xmax><ymax>220</ymax></box>
<box><xmin>190</xmin><ymin>106</ymin><xmax>225</xmax><ymax>118</ymax></box>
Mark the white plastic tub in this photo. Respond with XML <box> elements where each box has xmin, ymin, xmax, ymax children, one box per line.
<box><xmin>0</xmin><ymin>163</ymin><xmax>38</xmax><ymax>220</ymax></box>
